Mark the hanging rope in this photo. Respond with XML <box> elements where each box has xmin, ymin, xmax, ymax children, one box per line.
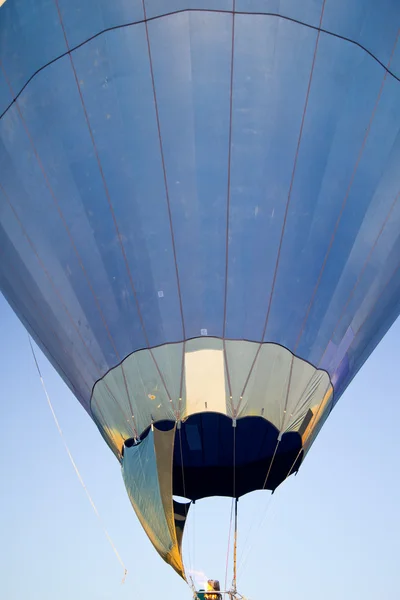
<box><xmin>229</xmin><ymin>420</ymin><xmax>239</xmax><ymax>596</ymax></box>
<box><xmin>237</xmin><ymin>491</ymin><xmax>274</xmax><ymax>575</ymax></box>
<box><xmin>237</xmin><ymin>417</ymin><xmax>322</xmax><ymax>576</ymax></box>
<box><xmin>232</xmin><ymin>498</ymin><xmax>238</xmax><ymax>594</ymax></box>
<box><xmin>178</xmin><ymin>425</ymin><xmax>194</xmax><ymax>579</ymax></box>
<box><xmin>28</xmin><ymin>335</ymin><xmax>128</xmax><ymax>583</ymax></box>
<box><xmin>224</xmin><ymin>499</ymin><xmax>235</xmax><ymax>592</ymax></box>
<box><xmin>235</xmin><ymin>432</ymin><xmax>279</xmax><ymax>574</ymax></box>
<box><xmin>192</xmin><ymin>498</ymin><xmax>196</xmax><ymax>582</ymax></box>
<box><xmin>237</xmin><ymin>494</ymin><xmax>274</xmax><ymax>576</ymax></box>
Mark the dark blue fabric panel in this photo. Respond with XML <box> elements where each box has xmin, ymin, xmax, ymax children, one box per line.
<box><xmin>134</xmin><ymin>415</ymin><xmax>303</xmax><ymax>499</ymax></box>
<box><xmin>170</xmin><ymin>413</ymin><xmax>303</xmax><ymax>499</ymax></box>
<box><xmin>174</xmin><ymin>413</ymin><xmax>296</xmax><ymax>468</ymax></box>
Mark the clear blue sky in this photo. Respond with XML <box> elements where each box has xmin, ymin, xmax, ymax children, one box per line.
<box><xmin>1</xmin><ymin>291</ymin><xmax>399</xmax><ymax>600</ymax></box>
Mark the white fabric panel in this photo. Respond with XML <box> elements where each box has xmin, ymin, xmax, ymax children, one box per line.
<box><xmin>91</xmin><ymin>338</ymin><xmax>333</xmax><ymax>457</ymax></box>
<box><xmin>236</xmin><ymin>343</ymin><xmax>294</xmax><ymax>425</ymax></box>
<box><xmin>281</xmin><ymin>360</ymin><xmax>328</xmax><ymax>432</ymax></box>
<box><xmin>184</xmin><ymin>347</ymin><xmax>228</xmax><ymax>416</ymax></box>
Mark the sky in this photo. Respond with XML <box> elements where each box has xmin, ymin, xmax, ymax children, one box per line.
<box><xmin>0</xmin><ymin>291</ymin><xmax>399</xmax><ymax>600</ymax></box>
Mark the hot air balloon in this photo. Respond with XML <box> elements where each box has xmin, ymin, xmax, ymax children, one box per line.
<box><xmin>1</xmin><ymin>0</ymin><xmax>400</xmax><ymax>596</ymax></box>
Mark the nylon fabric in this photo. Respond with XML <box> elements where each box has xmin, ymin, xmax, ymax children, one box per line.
<box><xmin>92</xmin><ymin>340</ymin><xmax>332</xmax><ymax>456</ymax></box>
<box><xmin>122</xmin><ymin>430</ymin><xmax>176</xmax><ymax>571</ymax></box>
<box><xmin>1</xmin><ymin>3</ymin><xmax>399</xmax><ymax>421</ymax></box>
<box><xmin>153</xmin><ymin>426</ymin><xmax>186</xmax><ymax>577</ymax></box>
<box><xmin>122</xmin><ymin>427</ymin><xmax>186</xmax><ymax>578</ymax></box>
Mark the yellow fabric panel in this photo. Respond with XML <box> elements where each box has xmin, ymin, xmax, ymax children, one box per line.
<box><xmin>153</xmin><ymin>426</ymin><xmax>186</xmax><ymax>579</ymax></box>
<box><xmin>301</xmin><ymin>386</ymin><xmax>333</xmax><ymax>445</ymax></box>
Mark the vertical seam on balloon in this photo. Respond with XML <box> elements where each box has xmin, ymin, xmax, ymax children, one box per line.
<box><xmin>0</xmin><ymin>182</ymin><xmax>103</xmax><ymax>377</ymax></box>
<box><xmin>282</xmin><ymin>139</ymin><xmax>400</xmax><ymax>432</ymax></box>
<box><xmin>280</xmin><ymin>354</ymin><xmax>295</xmax><ymax>430</ymax></box>
<box><xmin>328</xmin><ymin>259</ymin><xmax>400</xmax><ymax>395</ymax></box>
<box><xmin>0</xmin><ymin>203</ymin><xmax>92</xmax><ymax>401</ymax></box>
<box><xmin>317</xmin><ymin>187</ymin><xmax>400</xmax><ymax>368</ymax></box>
<box><xmin>141</xmin><ymin>0</ymin><xmax>187</xmax><ymax>418</ymax></box>
<box><xmin>51</xmin><ymin>0</ymin><xmax>150</xmax><ymax>425</ymax></box>
<box><xmin>237</xmin><ymin>0</ymin><xmax>327</xmax><ymax>409</ymax></box>
<box><xmin>262</xmin><ymin>438</ymin><xmax>280</xmax><ymax>490</ymax></box>
<box><xmin>282</xmin><ymin>28</ymin><xmax>400</xmax><ymax>433</ymax></box>
<box><xmin>1</xmin><ymin>9</ymin><xmax>400</xmax><ymax>125</ymax></box>
<box><xmin>120</xmin><ymin>367</ymin><xmax>137</xmax><ymax>435</ymax></box>
<box><xmin>356</xmin><ymin>262</ymin><xmax>400</xmax><ymax>334</ymax></box>
<box><xmin>0</xmin><ymin>181</ymin><xmax>137</xmax><ymax>437</ymax></box>
<box><xmin>53</xmin><ymin>0</ymin><xmax>175</xmax><ymax>415</ymax></box>
<box><xmin>0</xmin><ymin>61</ymin><xmax>121</xmax><ymax>362</ymax></box>
<box><xmin>178</xmin><ymin>345</ymin><xmax>185</xmax><ymax>421</ymax></box>
<box><xmin>233</xmin><ymin>423</ymin><xmax>236</xmax><ymax>499</ymax></box>
<box><xmin>326</xmin><ymin>257</ymin><xmax>400</xmax><ymax>414</ymax></box>
<box><xmin>0</xmin><ymin>59</ymin><xmax>140</xmax><ymax>433</ymax></box>
<box><xmin>222</xmin><ymin>1</ymin><xmax>236</xmax><ymax>412</ymax></box>
<box><xmin>293</xmin><ymin>28</ymin><xmax>400</xmax><ymax>355</ymax></box>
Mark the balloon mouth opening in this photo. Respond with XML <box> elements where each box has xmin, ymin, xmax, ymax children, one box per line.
<box><xmin>123</xmin><ymin>413</ymin><xmax>303</xmax><ymax>501</ymax></box>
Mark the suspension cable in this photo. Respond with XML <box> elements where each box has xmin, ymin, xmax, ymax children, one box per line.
<box><xmin>178</xmin><ymin>425</ymin><xmax>194</xmax><ymax>579</ymax></box>
<box><xmin>238</xmin><ymin>404</ymin><xmax>328</xmax><ymax>576</ymax></box>
<box><xmin>28</xmin><ymin>335</ymin><xmax>128</xmax><ymax>582</ymax></box>
<box><xmin>230</xmin><ymin>418</ymin><xmax>238</xmax><ymax>595</ymax></box>
<box><xmin>232</xmin><ymin>498</ymin><xmax>238</xmax><ymax>594</ymax></box>
<box><xmin>237</xmin><ymin>492</ymin><xmax>274</xmax><ymax>574</ymax></box>
<box><xmin>224</xmin><ymin>499</ymin><xmax>235</xmax><ymax>592</ymax></box>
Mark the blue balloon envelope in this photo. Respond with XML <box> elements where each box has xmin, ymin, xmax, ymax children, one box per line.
<box><xmin>1</xmin><ymin>0</ymin><xmax>400</xmax><ymax>581</ymax></box>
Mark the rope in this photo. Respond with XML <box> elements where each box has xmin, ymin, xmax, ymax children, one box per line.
<box><xmin>28</xmin><ymin>336</ymin><xmax>128</xmax><ymax>583</ymax></box>
<box><xmin>224</xmin><ymin>499</ymin><xmax>235</xmax><ymax>592</ymax></box>
<box><xmin>236</xmin><ymin>434</ymin><xmax>280</xmax><ymax>568</ymax></box>
<box><xmin>233</xmin><ymin>424</ymin><xmax>237</xmax><ymax>498</ymax></box>
<box><xmin>238</xmin><ymin>425</ymin><xmax>314</xmax><ymax>575</ymax></box>
<box><xmin>237</xmin><ymin>434</ymin><xmax>292</xmax><ymax>574</ymax></box>
<box><xmin>237</xmin><ymin>492</ymin><xmax>273</xmax><ymax>573</ymax></box>
<box><xmin>230</xmin><ymin>420</ymin><xmax>238</xmax><ymax>594</ymax></box>
<box><xmin>178</xmin><ymin>426</ymin><xmax>193</xmax><ymax>577</ymax></box>
<box><xmin>237</xmin><ymin>493</ymin><xmax>274</xmax><ymax>575</ymax></box>
<box><xmin>232</xmin><ymin>498</ymin><xmax>238</xmax><ymax>594</ymax></box>
<box><xmin>192</xmin><ymin>498</ymin><xmax>196</xmax><ymax>582</ymax></box>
